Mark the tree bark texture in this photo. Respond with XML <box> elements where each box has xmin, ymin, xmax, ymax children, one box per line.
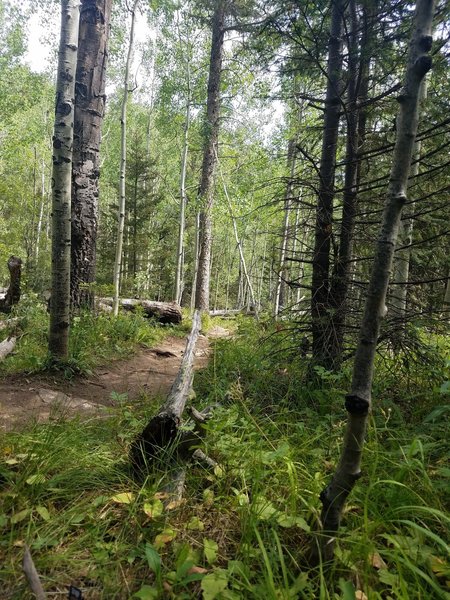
<box><xmin>325</xmin><ymin>0</ymin><xmax>373</xmax><ymax>368</ymax></box>
<box><xmin>0</xmin><ymin>256</ymin><xmax>22</xmax><ymax>314</ymax></box>
<box><xmin>174</xmin><ymin>17</ymin><xmax>192</xmax><ymax>305</ymax></box>
<box><xmin>98</xmin><ymin>297</ymin><xmax>182</xmax><ymax>324</ymax></box>
<box><xmin>390</xmin><ymin>80</ymin><xmax>427</xmax><ymax>319</ymax></box>
<box><xmin>130</xmin><ymin>310</ymin><xmax>201</xmax><ymax>471</ymax></box>
<box><xmin>194</xmin><ymin>0</ymin><xmax>226</xmax><ymax>311</ymax></box>
<box><xmin>318</xmin><ymin>0</ymin><xmax>435</xmax><ymax>561</ymax></box>
<box><xmin>274</xmin><ymin>138</ymin><xmax>296</xmax><ymax>318</ymax></box>
<box><xmin>49</xmin><ymin>0</ymin><xmax>80</xmax><ymax>359</ymax></box>
<box><xmin>113</xmin><ymin>0</ymin><xmax>138</xmax><ymax>316</ymax></box>
<box><xmin>71</xmin><ymin>0</ymin><xmax>112</xmax><ymax>309</ymax></box>
<box><xmin>310</xmin><ymin>0</ymin><xmax>345</xmax><ymax>366</ymax></box>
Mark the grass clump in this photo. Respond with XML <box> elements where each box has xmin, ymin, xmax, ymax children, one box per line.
<box><xmin>0</xmin><ymin>318</ymin><xmax>448</xmax><ymax>598</ymax></box>
<box><xmin>0</xmin><ymin>294</ymin><xmax>184</xmax><ymax>377</ymax></box>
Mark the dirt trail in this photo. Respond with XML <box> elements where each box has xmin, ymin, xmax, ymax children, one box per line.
<box><xmin>0</xmin><ymin>326</ymin><xmax>231</xmax><ymax>432</ymax></box>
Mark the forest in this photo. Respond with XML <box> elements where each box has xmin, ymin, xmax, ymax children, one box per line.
<box><xmin>0</xmin><ymin>0</ymin><xmax>449</xmax><ymax>598</ymax></box>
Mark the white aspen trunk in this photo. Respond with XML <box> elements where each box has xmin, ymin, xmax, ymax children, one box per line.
<box><xmin>274</xmin><ymin>139</ymin><xmax>296</xmax><ymax>318</ymax></box>
<box><xmin>290</xmin><ymin>201</ymin><xmax>300</xmax><ymax>306</ymax></box>
<box><xmin>48</xmin><ymin>0</ymin><xmax>80</xmax><ymax>359</ymax></box>
<box><xmin>391</xmin><ymin>80</ymin><xmax>427</xmax><ymax>317</ymax></box>
<box><xmin>190</xmin><ymin>211</ymin><xmax>200</xmax><ymax>314</ymax></box>
<box><xmin>112</xmin><ymin>0</ymin><xmax>138</xmax><ymax>317</ymax></box>
<box><xmin>318</xmin><ymin>0</ymin><xmax>435</xmax><ymax>561</ymax></box>
<box><xmin>35</xmin><ymin>158</ymin><xmax>46</xmax><ymax>263</ymax></box>
<box><xmin>174</xmin><ymin>11</ymin><xmax>192</xmax><ymax>304</ymax></box>
<box><xmin>216</xmin><ymin>150</ymin><xmax>257</xmax><ymax>311</ymax></box>
<box><xmin>257</xmin><ymin>234</ymin><xmax>267</xmax><ymax>307</ymax></box>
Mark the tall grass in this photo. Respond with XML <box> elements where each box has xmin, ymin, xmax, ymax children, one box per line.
<box><xmin>0</xmin><ymin>317</ymin><xmax>448</xmax><ymax>598</ymax></box>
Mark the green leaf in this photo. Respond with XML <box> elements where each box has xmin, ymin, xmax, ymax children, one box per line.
<box><xmin>187</xmin><ymin>516</ymin><xmax>205</xmax><ymax>531</ymax></box>
<box><xmin>145</xmin><ymin>544</ymin><xmax>161</xmax><ymax>575</ymax></box>
<box><xmin>36</xmin><ymin>506</ymin><xmax>50</xmax><ymax>522</ymax></box>
<box><xmin>201</xmin><ymin>569</ymin><xmax>228</xmax><ymax>600</ymax></box>
<box><xmin>339</xmin><ymin>578</ymin><xmax>356</xmax><ymax>600</ymax></box>
<box><xmin>11</xmin><ymin>508</ymin><xmax>31</xmax><ymax>524</ymax></box>
<box><xmin>277</xmin><ymin>514</ymin><xmax>310</xmax><ymax>532</ymax></box>
<box><xmin>26</xmin><ymin>474</ymin><xmax>46</xmax><ymax>485</ymax></box>
<box><xmin>133</xmin><ymin>585</ymin><xmax>159</xmax><ymax>599</ymax></box>
<box><xmin>143</xmin><ymin>499</ymin><xmax>163</xmax><ymax>519</ymax></box>
<box><xmin>203</xmin><ymin>538</ymin><xmax>218</xmax><ymax>565</ymax></box>
<box><xmin>253</xmin><ymin>497</ymin><xmax>278</xmax><ymax>521</ymax></box>
<box><xmin>111</xmin><ymin>492</ymin><xmax>134</xmax><ymax>504</ymax></box>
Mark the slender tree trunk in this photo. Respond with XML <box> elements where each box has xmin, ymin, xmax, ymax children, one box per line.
<box><xmin>217</xmin><ymin>149</ymin><xmax>257</xmax><ymax>310</ymax></box>
<box><xmin>290</xmin><ymin>201</ymin><xmax>300</xmax><ymax>305</ymax></box>
<box><xmin>113</xmin><ymin>0</ymin><xmax>138</xmax><ymax>316</ymax></box>
<box><xmin>35</xmin><ymin>158</ymin><xmax>46</xmax><ymax>263</ymax></box>
<box><xmin>71</xmin><ymin>0</ymin><xmax>112</xmax><ymax>310</ymax></box>
<box><xmin>318</xmin><ymin>0</ymin><xmax>435</xmax><ymax>561</ymax></box>
<box><xmin>191</xmin><ymin>211</ymin><xmax>200</xmax><ymax>314</ymax></box>
<box><xmin>175</xmin><ymin>93</ymin><xmax>191</xmax><ymax>304</ymax></box>
<box><xmin>48</xmin><ymin>0</ymin><xmax>80</xmax><ymax>359</ymax></box>
<box><xmin>274</xmin><ymin>138</ymin><xmax>297</xmax><ymax>318</ymax></box>
<box><xmin>390</xmin><ymin>80</ymin><xmax>427</xmax><ymax>319</ymax></box>
<box><xmin>310</xmin><ymin>0</ymin><xmax>345</xmax><ymax>365</ymax></box>
<box><xmin>174</xmin><ymin>14</ymin><xmax>192</xmax><ymax>304</ymax></box>
<box><xmin>194</xmin><ymin>0</ymin><xmax>225</xmax><ymax>311</ymax></box>
<box><xmin>326</xmin><ymin>0</ymin><xmax>372</xmax><ymax>368</ymax></box>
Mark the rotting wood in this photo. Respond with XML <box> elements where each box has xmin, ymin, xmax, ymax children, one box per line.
<box><xmin>0</xmin><ymin>256</ymin><xmax>22</xmax><ymax>314</ymax></box>
<box><xmin>99</xmin><ymin>297</ymin><xmax>182</xmax><ymax>324</ymax></box>
<box><xmin>130</xmin><ymin>310</ymin><xmax>201</xmax><ymax>471</ymax></box>
<box><xmin>22</xmin><ymin>545</ymin><xmax>45</xmax><ymax>600</ymax></box>
<box><xmin>0</xmin><ymin>337</ymin><xmax>16</xmax><ymax>361</ymax></box>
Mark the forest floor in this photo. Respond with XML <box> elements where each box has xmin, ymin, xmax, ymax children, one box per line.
<box><xmin>0</xmin><ymin>325</ymin><xmax>231</xmax><ymax>432</ymax></box>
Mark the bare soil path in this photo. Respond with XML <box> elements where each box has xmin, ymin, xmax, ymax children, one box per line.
<box><xmin>0</xmin><ymin>326</ymin><xmax>231</xmax><ymax>431</ymax></box>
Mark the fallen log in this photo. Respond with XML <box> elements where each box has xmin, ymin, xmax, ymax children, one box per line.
<box><xmin>99</xmin><ymin>297</ymin><xmax>182</xmax><ymax>324</ymax></box>
<box><xmin>209</xmin><ymin>308</ymin><xmax>256</xmax><ymax>318</ymax></box>
<box><xmin>130</xmin><ymin>310</ymin><xmax>201</xmax><ymax>472</ymax></box>
<box><xmin>0</xmin><ymin>256</ymin><xmax>22</xmax><ymax>314</ymax></box>
<box><xmin>0</xmin><ymin>336</ymin><xmax>16</xmax><ymax>361</ymax></box>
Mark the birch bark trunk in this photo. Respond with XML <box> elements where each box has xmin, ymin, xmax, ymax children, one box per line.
<box><xmin>274</xmin><ymin>138</ymin><xmax>296</xmax><ymax>318</ymax></box>
<box><xmin>318</xmin><ymin>0</ymin><xmax>435</xmax><ymax>561</ymax></box>
<box><xmin>390</xmin><ymin>81</ymin><xmax>428</xmax><ymax>320</ymax></box>
<box><xmin>112</xmin><ymin>0</ymin><xmax>138</xmax><ymax>316</ymax></box>
<box><xmin>48</xmin><ymin>0</ymin><xmax>80</xmax><ymax>359</ymax></box>
<box><xmin>174</xmin><ymin>19</ymin><xmax>192</xmax><ymax>304</ymax></box>
<box><xmin>194</xmin><ymin>0</ymin><xmax>225</xmax><ymax>311</ymax></box>
<box><xmin>71</xmin><ymin>0</ymin><xmax>112</xmax><ymax>310</ymax></box>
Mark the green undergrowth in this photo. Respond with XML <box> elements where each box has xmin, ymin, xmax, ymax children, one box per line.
<box><xmin>0</xmin><ymin>319</ymin><xmax>449</xmax><ymax>598</ymax></box>
<box><xmin>0</xmin><ymin>294</ymin><xmax>188</xmax><ymax>377</ymax></box>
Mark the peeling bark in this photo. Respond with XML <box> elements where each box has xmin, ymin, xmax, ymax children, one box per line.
<box><xmin>49</xmin><ymin>0</ymin><xmax>80</xmax><ymax>359</ymax></box>
<box><xmin>71</xmin><ymin>0</ymin><xmax>112</xmax><ymax>309</ymax></box>
<box><xmin>318</xmin><ymin>0</ymin><xmax>435</xmax><ymax>562</ymax></box>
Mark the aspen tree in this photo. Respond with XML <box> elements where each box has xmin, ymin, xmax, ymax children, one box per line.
<box><xmin>48</xmin><ymin>0</ymin><xmax>80</xmax><ymax>359</ymax></box>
